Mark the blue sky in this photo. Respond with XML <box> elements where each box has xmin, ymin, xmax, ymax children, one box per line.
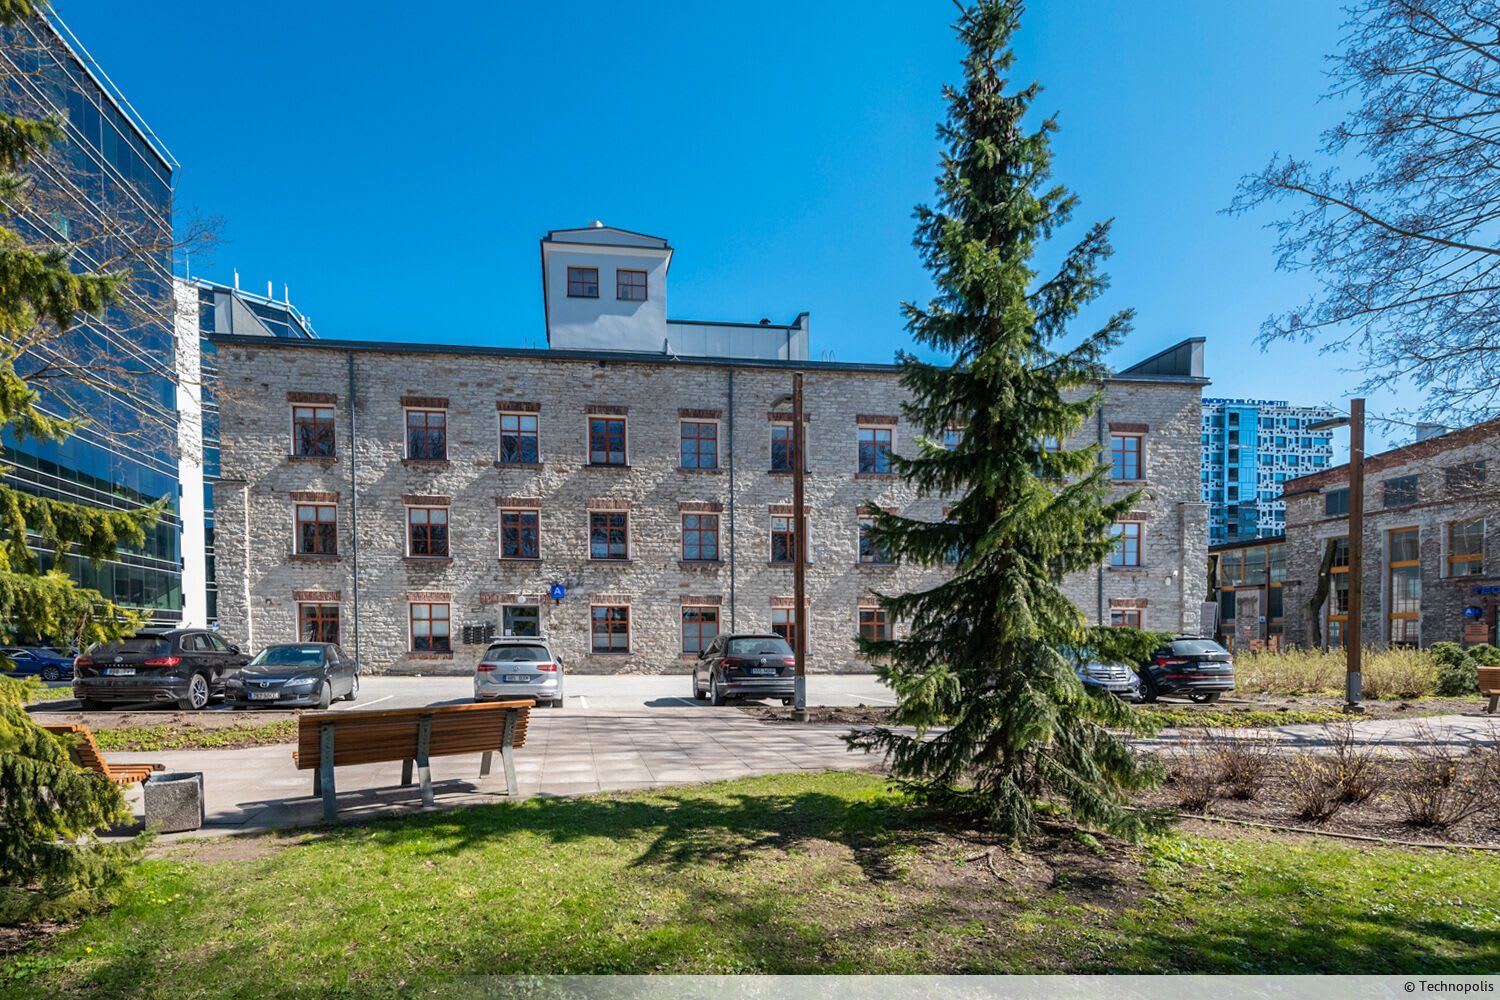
<box><xmin>62</xmin><ymin>0</ymin><xmax>1417</xmax><ymax>449</ymax></box>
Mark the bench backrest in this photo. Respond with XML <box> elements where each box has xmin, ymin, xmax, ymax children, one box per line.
<box><xmin>41</xmin><ymin>723</ymin><xmax>110</xmax><ymax>775</ymax></box>
<box><xmin>294</xmin><ymin>701</ymin><xmax>531</xmax><ymax>770</ymax></box>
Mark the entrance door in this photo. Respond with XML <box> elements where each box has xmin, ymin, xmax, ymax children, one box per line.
<box><xmin>503</xmin><ymin>605</ymin><xmax>540</xmax><ymax>637</ymax></box>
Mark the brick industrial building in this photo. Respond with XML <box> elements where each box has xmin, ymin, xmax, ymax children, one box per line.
<box><xmin>209</xmin><ymin>225</ymin><xmax>1212</xmax><ymax>675</ymax></box>
<box><xmin>1280</xmin><ymin>419</ymin><xmax>1499</xmax><ymax>650</ymax></box>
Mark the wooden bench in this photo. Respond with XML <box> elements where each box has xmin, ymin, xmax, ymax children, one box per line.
<box><xmin>1480</xmin><ymin>665</ymin><xmax>1500</xmax><ymax>715</ymax></box>
<box><xmin>42</xmin><ymin>723</ymin><xmax>165</xmax><ymax>785</ymax></box>
<box><xmin>292</xmin><ymin>700</ymin><xmax>532</xmax><ymax>821</ymax></box>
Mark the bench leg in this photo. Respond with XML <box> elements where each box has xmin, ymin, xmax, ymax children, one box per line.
<box><xmin>1487</xmin><ymin>693</ymin><xmax>1498</xmax><ymax>714</ymax></box>
<box><xmin>401</xmin><ymin>759</ymin><xmax>413</xmax><ymax>786</ymax></box>
<box><xmin>313</xmin><ymin>768</ymin><xmax>321</xmax><ymax>797</ymax></box>
<box><xmin>319</xmin><ymin>723</ymin><xmax>337</xmax><ymax>822</ymax></box>
<box><xmin>417</xmin><ymin>715</ymin><xmax>434</xmax><ymax>808</ymax></box>
<box><xmin>500</xmin><ymin>708</ymin><xmax>518</xmax><ymax>795</ymax></box>
<box><xmin>480</xmin><ymin>751</ymin><xmax>492</xmax><ymax>777</ymax></box>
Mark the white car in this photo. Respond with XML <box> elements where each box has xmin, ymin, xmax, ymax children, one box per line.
<box><xmin>473</xmin><ymin>636</ymin><xmax>564</xmax><ymax>707</ymax></box>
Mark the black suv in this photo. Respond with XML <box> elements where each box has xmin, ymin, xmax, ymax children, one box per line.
<box><xmin>692</xmin><ymin>633</ymin><xmax>797</xmax><ymax>706</ymax></box>
<box><xmin>1136</xmin><ymin>636</ymin><xmax>1235</xmax><ymax>703</ymax></box>
<box><xmin>73</xmin><ymin>629</ymin><xmax>248</xmax><ymax>710</ymax></box>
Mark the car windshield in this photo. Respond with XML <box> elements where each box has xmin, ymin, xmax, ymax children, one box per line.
<box><xmin>483</xmin><ymin>644</ymin><xmax>550</xmax><ymax>662</ymax></box>
<box><xmin>248</xmin><ymin>647</ymin><xmax>325</xmax><ymax>667</ymax></box>
<box><xmin>1170</xmin><ymin>639</ymin><xmax>1229</xmax><ymax>656</ymax></box>
<box><xmin>727</xmin><ymin>638</ymin><xmax>793</xmax><ymax>657</ymax></box>
<box><xmin>90</xmin><ymin>637</ymin><xmax>171</xmax><ymax>657</ymax></box>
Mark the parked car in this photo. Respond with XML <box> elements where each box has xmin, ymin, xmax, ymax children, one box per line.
<box><xmin>692</xmin><ymin>633</ymin><xmax>797</xmax><ymax>706</ymax></box>
<box><xmin>1136</xmin><ymin>636</ymin><xmax>1235</xmax><ymax>703</ymax></box>
<box><xmin>1065</xmin><ymin>649</ymin><xmax>1141</xmax><ymax>699</ymax></box>
<box><xmin>225</xmin><ymin>643</ymin><xmax>357</xmax><ymax>710</ymax></box>
<box><xmin>72</xmin><ymin>629</ymin><xmax>248</xmax><ymax>710</ymax></box>
<box><xmin>474</xmin><ymin>636</ymin><xmax>564</xmax><ymax>707</ymax></box>
<box><xmin>1</xmin><ymin>646</ymin><xmax>76</xmax><ymax>682</ymax></box>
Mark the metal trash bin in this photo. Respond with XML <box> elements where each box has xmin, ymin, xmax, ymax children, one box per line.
<box><xmin>143</xmin><ymin>771</ymin><xmax>205</xmax><ymax>833</ymax></box>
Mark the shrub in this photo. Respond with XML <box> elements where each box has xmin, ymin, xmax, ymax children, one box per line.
<box><xmin>1286</xmin><ymin>752</ymin><xmax>1345</xmax><ymax>822</ymax></box>
<box><xmin>1467</xmin><ymin>643</ymin><xmax>1500</xmax><ymax>667</ymax></box>
<box><xmin>1234</xmin><ymin>646</ymin><xmax>1436</xmax><ymax>698</ymax></box>
<box><xmin>1393</xmin><ymin>724</ymin><xmax>1489</xmax><ymax>828</ymax></box>
<box><xmin>1323</xmin><ymin>720</ymin><xmax>1387</xmax><ymax>803</ymax></box>
<box><xmin>1165</xmin><ymin>734</ymin><xmax>1220</xmax><ymax>812</ymax></box>
<box><xmin>1208</xmin><ymin>733</ymin><xmax>1278</xmax><ymax>800</ymax></box>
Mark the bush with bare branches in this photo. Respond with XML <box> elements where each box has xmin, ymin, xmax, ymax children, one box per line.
<box><xmin>1208</xmin><ymin>733</ymin><xmax>1278</xmax><ymax>800</ymax></box>
<box><xmin>1394</xmin><ymin>726</ymin><xmax>1489</xmax><ymax>829</ymax></box>
<box><xmin>1165</xmin><ymin>734</ymin><xmax>1219</xmax><ymax>812</ymax></box>
<box><xmin>1286</xmin><ymin>752</ymin><xmax>1345</xmax><ymax>822</ymax></box>
<box><xmin>1323</xmin><ymin>721</ymin><xmax>1388</xmax><ymax>804</ymax></box>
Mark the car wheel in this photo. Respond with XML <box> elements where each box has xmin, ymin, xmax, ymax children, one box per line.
<box><xmin>344</xmin><ymin>673</ymin><xmax>359</xmax><ymax>702</ymax></box>
<box><xmin>316</xmin><ymin>680</ymin><xmax>333</xmax><ymax>711</ymax></box>
<box><xmin>1190</xmin><ymin>692</ymin><xmax>1221</xmax><ymax>704</ymax></box>
<box><xmin>177</xmin><ymin>673</ymin><xmax>210</xmax><ymax>711</ymax></box>
<box><xmin>1137</xmin><ymin>671</ymin><xmax>1159</xmax><ymax>703</ymax></box>
<box><xmin>41</xmin><ymin>664</ymin><xmax>60</xmax><ymax>682</ymax></box>
<box><xmin>709</xmin><ymin>674</ymin><xmax>726</xmax><ymax>707</ymax></box>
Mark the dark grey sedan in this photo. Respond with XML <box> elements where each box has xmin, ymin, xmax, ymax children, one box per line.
<box><xmin>225</xmin><ymin>643</ymin><xmax>358</xmax><ymax>710</ymax></box>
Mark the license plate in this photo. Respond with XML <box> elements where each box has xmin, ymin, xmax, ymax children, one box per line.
<box><xmin>503</xmin><ymin>675</ymin><xmax>532</xmax><ymax>683</ymax></box>
<box><xmin>249</xmin><ymin>691</ymin><xmax>278</xmax><ymax>700</ymax></box>
<box><xmin>750</xmin><ymin>667</ymin><xmax>778</xmax><ymax>676</ymax></box>
<box><xmin>105</xmin><ymin>667</ymin><xmax>136</xmax><ymax>676</ymax></box>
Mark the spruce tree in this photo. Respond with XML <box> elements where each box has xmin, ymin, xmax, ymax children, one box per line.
<box><xmin>1</xmin><ymin>0</ymin><xmax>160</xmax><ymax>920</ymax></box>
<box><xmin>849</xmin><ymin>0</ymin><xmax>1166</xmax><ymax>844</ymax></box>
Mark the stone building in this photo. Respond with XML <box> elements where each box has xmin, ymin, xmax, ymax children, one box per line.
<box><xmin>208</xmin><ymin>225</ymin><xmax>1211</xmax><ymax>675</ymax></box>
<box><xmin>1281</xmin><ymin>419</ymin><xmax>1499</xmax><ymax>650</ymax></box>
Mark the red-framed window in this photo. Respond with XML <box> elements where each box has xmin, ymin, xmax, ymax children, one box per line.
<box><xmin>858</xmin><ymin>516</ymin><xmax>893</xmax><ymax>564</ymax></box>
<box><xmin>589</xmin><ymin>417</ymin><xmax>627</xmax><ymax>466</ymax></box>
<box><xmin>770</xmin><ymin>423</ymin><xmax>793</xmax><ymax>472</ymax></box>
<box><xmin>590</xmin><ymin>511</ymin><xmax>628</xmax><ymax>560</ymax></box>
<box><xmin>499</xmin><ymin>412</ymin><xmax>539</xmax><ymax>464</ymax></box>
<box><xmin>1110</xmin><ymin>522</ymin><xmax>1141</xmax><ymax>567</ymax></box>
<box><xmin>406</xmin><ymin>409</ymin><xmax>447</xmax><ymax>461</ymax></box>
<box><xmin>500</xmin><ymin>509</ymin><xmax>540</xmax><ymax>559</ymax></box>
<box><xmin>681</xmin><ymin>606</ymin><xmax>719</xmax><ymax>654</ymax></box>
<box><xmin>771</xmin><ymin>607</ymin><xmax>800</xmax><ymax>653</ymax></box>
<box><xmin>1110</xmin><ymin>435</ymin><xmax>1142</xmax><ymax>480</ymax></box>
<box><xmin>408</xmin><ymin>507</ymin><xmax>450</xmax><ymax>558</ymax></box>
<box><xmin>682</xmin><ymin>514</ymin><xmax>719</xmax><ymax>561</ymax></box>
<box><xmin>858</xmin><ymin>426</ymin><xmax>892</xmax><ymax>474</ymax></box>
<box><xmin>299</xmin><ymin>603</ymin><xmax>340</xmax><ymax>643</ymax></box>
<box><xmin>410</xmin><ymin>602</ymin><xmax>451</xmax><ymax>652</ymax></box>
<box><xmin>295</xmin><ymin>503</ymin><xmax>337</xmax><ymax>555</ymax></box>
<box><xmin>680</xmin><ymin>421</ymin><xmax>718</xmax><ymax>469</ymax></box>
<box><xmin>858</xmin><ymin>608</ymin><xmax>891</xmax><ymax>643</ymax></box>
<box><xmin>617</xmin><ymin>269</ymin><xmax>647</xmax><ymax>301</ymax></box>
<box><xmin>770</xmin><ymin>515</ymin><xmax>797</xmax><ymax>564</ymax></box>
<box><xmin>1110</xmin><ymin>609</ymin><xmax>1141</xmax><ymax>629</ymax></box>
<box><xmin>591</xmin><ymin>605</ymin><xmax>629</xmax><ymax>653</ymax></box>
<box><xmin>567</xmin><ymin>266</ymin><xmax>599</xmax><ymax>298</ymax></box>
<box><xmin>291</xmin><ymin>405</ymin><xmax>335</xmax><ymax>457</ymax></box>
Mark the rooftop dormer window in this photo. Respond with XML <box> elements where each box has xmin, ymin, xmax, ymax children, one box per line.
<box><xmin>567</xmin><ymin>266</ymin><xmax>599</xmax><ymax>298</ymax></box>
<box><xmin>617</xmin><ymin>269</ymin><xmax>647</xmax><ymax>301</ymax></box>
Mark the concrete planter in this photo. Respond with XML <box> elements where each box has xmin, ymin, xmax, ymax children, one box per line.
<box><xmin>144</xmin><ymin>771</ymin><xmax>205</xmax><ymax>833</ymax></box>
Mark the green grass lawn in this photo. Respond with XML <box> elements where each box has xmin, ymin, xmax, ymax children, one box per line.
<box><xmin>5</xmin><ymin>771</ymin><xmax>1497</xmax><ymax>997</ymax></box>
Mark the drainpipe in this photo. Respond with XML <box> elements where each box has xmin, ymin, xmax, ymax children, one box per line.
<box><xmin>347</xmin><ymin>352</ymin><xmax>361</xmax><ymax>672</ymax></box>
<box><xmin>727</xmin><ymin>366</ymin><xmax>736</xmax><ymax>631</ymax></box>
<box><xmin>1097</xmin><ymin>393</ymin><xmax>1106</xmax><ymax>626</ymax></box>
<box><xmin>243</xmin><ymin>482</ymin><xmax>253</xmax><ymax>650</ymax></box>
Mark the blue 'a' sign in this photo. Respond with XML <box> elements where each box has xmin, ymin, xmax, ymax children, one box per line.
<box><xmin>550</xmin><ymin>584</ymin><xmax>566</xmax><ymax>600</ymax></box>
<box><xmin>1464</xmin><ymin>606</ymin><xmax>1484</xmax><ymax>618</ymax></box>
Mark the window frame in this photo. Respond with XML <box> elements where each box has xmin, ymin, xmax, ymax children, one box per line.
<box><xmin>770</xmin><ymin>607</ymin><xmax>800</xmax><ymax>653</ymax></box>
<box><xmin>1109</xmin><ymin>521</ymin><xmax>1142</xmax><ymax>567</ymax></box>
<box><xmin>858</xmin><ymin>516</ymin><xmax>893</xmax><ymax>565</ymax></box>
<box><xmin>404</xmin><ymin>407</ymin><xmax>448</xmax><ymax>462</ymax></box>
<box><xmin>680</xmin><ymin>605</ymin><xmax>719</xmax><ymax>655</ymax></box>
<box><xmin>588</xmin><ymin>416</ymin><xmax>628</xmax><ymax>466</ymax></box>
<box><xmin>589</xmin><ymin>510</ymin><xmax>629</xmax><ymax>561</ymax></box>
<box><xmin>770</xmin><ymin>514</ymin><xmax>797</xmax><ymax>565</ymax></box>
<box><xmin>409</xmin><ymin>602</ymin><xmax>451</xmax><ymax>653</ymax></box>
<box><xmin>499</xmin><ymin>507</ymin><xmax>541</xmax><ymax>560</ymax></box>
<box><xmin>1387</xmin><ymin>526</ymin><xmax>1421</xmax><ymax>645</ymax></box>
<box><xmin>769</xmin><ymin>422</ymin><xmax>805</xmax><ymax>472</ymax></box>
<box><xmin>590</xmin><ymin>604</ymin><xmax>630</xmax><ymax>654</ymax></box>
<box><xmin>679</xmin><ymin>419</ymin><xmax>719</xmax><ymax>470</ymax></box>
<box><xmin>857</xmin><ymin>425</ymin><xmax>893</xmax><ymax>475</ymax></box>
<box><xmin>858</xmin><ymin>607</ymin><xmax>891</xmax><ymax>643</ymax></box>
<box><xmin>406</xmin><ymin>505</ymin><xmax>450</xmax><ymax>558</ymax></box>
<box><xmin>290</xmin><ymin>405</ymin><xmax>336</xmax><ymax>457</ymax></box>
<box><xmin>1110</xmin><ymin>434</ymin><xmax>1143</xmax><ymax>481</ymax></box>
<box><xmin>1447</xmin><ymin>519</ymin><xmax>1484</xmax><ymax>578</ymax></box>
<box><xmin>681</xmin><ymin>513</ymin><xmax>720</xmax><ymax>562</ymax></box>
<box><xmin>498</xmin><ymin>410</ymin><xmax>540</xmax><ymax>465</ymax></box>
<box><xmin>616</xmin><ymin>268</ymin><xmax>647</xmax><ymax>301</ymax></box>
<box><xmin>299</xmin><ymin>602</ymin><xmax>340</xmax><ymax>643</ymax></box>
<box><xmin>294</xmin><ymin>502</ymin><xmax>337</xmax><ymax>556</ymax></box>
<box><xmin>1109</xmin><ymin>609</ymin><xmax>1142</xmax><ymax>629</ymax></box>
<box><xmin>1383</xmin><ymin>474</ymin><xmax>1419</xmax><ymax>508</ymax></box>
<box><xmin>566</xmin><ymin>266</ymin><xmax>599</xmax><ymax>298</ymax></box>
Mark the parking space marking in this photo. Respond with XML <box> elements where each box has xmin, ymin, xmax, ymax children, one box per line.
<box><xmin>844</xmin><ymin>693</ymin><xmax>896</xmax><ymax>706</ymax></box>
<box><xmin>342</xmin><ymin>694</ymin><xmax>392</xmax><ymax>711</ymax></box>
<box><xmin>577</xmin><ymin>695</ymin><xmax>588</xmax><ymax>710</ymax></box>
<box><xmin>667</xmin><ymin>697</ymin><xmax>699</xmax><ymax>708</ymax></box>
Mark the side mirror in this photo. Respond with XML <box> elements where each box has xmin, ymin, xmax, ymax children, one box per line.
<box><xmin>229</xmin><ymin>645</ymin><xmax>241</xmax><ymax>654</ymax></box>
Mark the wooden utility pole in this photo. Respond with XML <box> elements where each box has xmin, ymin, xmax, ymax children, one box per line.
<box><xmin>792</xmin><ymin>372</ymin><xmax>808</xmax><ymax>722</ymax></box>
<box><xmin>1346</xmin><ymin>397</ymin><xmax>1365</xmax><ymax>711</ymax></box>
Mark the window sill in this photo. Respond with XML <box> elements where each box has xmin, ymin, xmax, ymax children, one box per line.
<box><xmin>680</xmin><ymin>560</ymin><xmax>723</xmax><ymax>569</ymax></box>
<box><xmin>586</xmin><ymin>651</ymin><xmax>634</xmax><ymax>657</ymax></box>
<box><xmin>588</xmin><ymin>557</ymin><xmax>632</xmax><ymax>564</ymax></box>
<box><xmin>499</xmin><ymin>556</ymin><xmax>543</xmax><ymax>563</ymax></box>
<box><xmin>768</xmin><ymin>562</ymin><xmax>813</xmax><ymax>568</ymax></box>
<box><xmin>288</xmin><ymin>455</ymin><xmax>338</xmax><ymax>463</ymax></box>
<box><xmin>677</xmin><ymin>467</ymin><xmax>724</xmax><ymax>474</ymax></box>
<box><xmin>854</xmin><ymin>472</ymin><xmax>897</xmax><ymax>479</ymax></box>
<box><xmin>494</xmin><ymin>461</ymin><xmax>544</xmax><ymax>469</ymax></box>
<box><xmin>406</xmin><ymin>652</ymin><xmax>453</xmax><ymax>660</ymax></box>
<box><xmin>402</xmin><ymin>458</ymin><xmax>451</xmax><ymax>467</ymax></box>
<box><xmin>288</xmin><ymin>553</ymin><xmax>342</xmax><ymax>562</ymax></box>
<box><xmin>404</xmin><ymin>556</ymin><xmax>454</xmax><ymax>564</ymax></box>
<box><xmin>1107</xmin><ymin>566</ymin><xmax>1148</xmax><ymax>573</ymax></box>
<box><xmin>767</xmin><ymin>470</ymin><xmax>811</xmax><ymax>476</ymax></box>
<box><xmin>1110</xmin><ymin>478</ymin><xmax>1146</xmax><ymax>485</ymax></box>
<box><xmin>585</xmin><ymin>463</ymin><xmax>631</xmax><ymax>470</ymax></box>
<box><xmin>855</xmin><ymin>562</ymin><xmax>897</xmax><ymax>569</ymax></box>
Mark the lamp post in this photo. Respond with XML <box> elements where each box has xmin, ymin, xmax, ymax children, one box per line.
<box><xmin>773</xmin><ymin>376</ymin><xmax>809</xmax><ymax>722</ymax></box>
<box><xmin>1310</xmin><ymin>399</ymin><xmax>1365</xmax><ymax>711</ymax></box>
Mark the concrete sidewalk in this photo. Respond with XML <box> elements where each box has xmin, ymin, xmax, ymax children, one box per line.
<box><xmin>112</xmin><ymin>708</ymin><xmax>881</xmax><ymax>835</ymax></box>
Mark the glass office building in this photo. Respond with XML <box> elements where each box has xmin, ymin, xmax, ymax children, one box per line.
<box><xmin>1201</xmin><ymin>398</ymin><xmax>1337</xmax><ymax>545</ymax></box>
<box><xmin>1</xmin><ymin>13</ymin><xmax>184</xmax><ymax>622</ymax></box>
